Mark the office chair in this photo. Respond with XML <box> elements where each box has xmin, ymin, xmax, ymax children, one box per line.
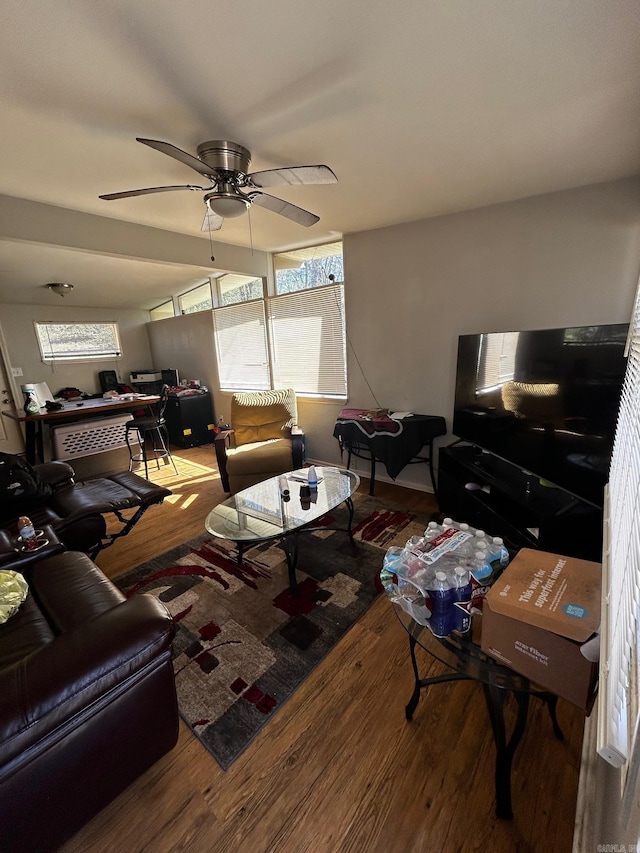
<box><xmin>125</xmin><ymin>385</ymin><xmax>178</xmax><ymax>478</ymax></box>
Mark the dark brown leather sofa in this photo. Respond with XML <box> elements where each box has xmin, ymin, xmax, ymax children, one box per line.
<box><xmin>0</xmin><ymin>549</ymin><xmax>178</xmax><ymax>852</ymax></box>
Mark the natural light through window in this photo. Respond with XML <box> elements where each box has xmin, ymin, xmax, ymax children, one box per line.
<box><xmin>150</xmin><ymin>301</ymin><xmax>175</xmax><ymax>321</ymax></box>
<box><xmin>274</xmin><ymin>241</ymin><xmax>343</xmax><ymax>294</ymax></box>
<box><xmin>179</xmin><ymin>282</ymin><xmax>212</xmax><ymax>314</ymax></box>
<box><xmin>35</xmin><ymin>322</ymin><xmax>122</xmax><ymax>362</ymax></box>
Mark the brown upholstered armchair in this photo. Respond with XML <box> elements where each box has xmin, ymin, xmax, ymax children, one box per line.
<box><xmin>215</xmin><ymin>389</ymin><xmax>305</xmax><ymax>493</ymax></box>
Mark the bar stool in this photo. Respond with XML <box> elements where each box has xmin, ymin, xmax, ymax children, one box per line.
<box><xmin>125</xmin><ymin>385</ymin><xmax>178</xmax><ymax>479</ymax></box>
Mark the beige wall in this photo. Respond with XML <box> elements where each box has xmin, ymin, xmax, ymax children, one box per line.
<box><xmin>335</xmin><ymin>176</ymin><xmax>640</xmax><ymax>489</ymax></box>
<box><xmin>147</xmin><ymin>312</ymin><xmax>220</xmax><ymax>421</ymax></box>
<box><xmin>0</xmin><ymin>302</ymin><xmax>153</xmax><ymax>397</ymax></box>
<box><xmin>0</xmin><ymin>195</ymin><xmax>270</xmax><ymax>282</ymax></box>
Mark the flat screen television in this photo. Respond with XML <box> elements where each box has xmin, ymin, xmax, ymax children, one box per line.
<box><xmin>452</xmin><ymin>323</ymin><xmax>629</xmax><ymax>508</ymax></box>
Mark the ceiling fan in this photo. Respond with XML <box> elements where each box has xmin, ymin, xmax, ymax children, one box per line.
<box><xmin>99</xmin><ymin>138</ymin><xmax>337</xmax><ymax>231</ymax></box>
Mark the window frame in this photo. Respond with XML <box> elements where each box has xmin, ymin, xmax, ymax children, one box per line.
<box><xmin>274</xmin><ymin>241</ymin><xmax>344</xmax><ymax>295</ymax></box>
<box><xmin>149</xmin><ymin>300</ymin><xmax>175</xmax><ymax>322</ymax></box>
<box><xmin>178</xmin><ymin>281</ymin><xmax>213</xmax><ymax>315</ymax></box>
<box><xmin>34</xmin><ymin>321</ymin><xmax>123</xmax><ymax>364</ymax></box>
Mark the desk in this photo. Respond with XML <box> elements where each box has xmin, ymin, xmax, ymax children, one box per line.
<box><xmin>393</xmin><ymin>605</ymin><xmax>563</xmax><ymax>819</ymax></box>
<box><xmin>3</xmin><ymin>396</ymin><xmax>160</xmax><ymax>464</ymax></box>
<box><xmin>333</xmin><ymin>410</ymin><xmax>446</xmax><ymax>496</ymax></box>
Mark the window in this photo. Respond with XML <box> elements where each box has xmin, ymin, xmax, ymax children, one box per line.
<box><xmin>149</xmin><ymin>300</ymin><xmax>175</xmax><ymax>321</ymax></box>
<box><xmin>274</xmin><ymin>242</ymin><xmax>344</xmax><ymax>294</ymax></box>
<box><xmin>269</xmin><ymin>284</ymin><xmax>347</xmax><ymax>397</ymax></box>
<box><xmin>212</xmin><ymin>282</ymin><xmax>347</xmax><ymax>398</ymax></box>
<box><xmin>216</xmin><ymin>274</ymin><xmax>263</xmax><ymax>306</ymax></box>
<box><xmin>35</xmin><ymin>322</ymin><xmax>122</xmax><ymax>362</ymax></box>
<box><xmin>179</xmin><ymin>282</ymin><xmax>212</xmax><ymax>315</ymax></box>
<box><xmin>599</xmin><ymin>278</ymin><xmax>640</xmax><ymax>783</ymax></box>
<box><xmin>213</xmin><ymin>301</ymin><xmax>270</xmax><ymax>391</ymax></box>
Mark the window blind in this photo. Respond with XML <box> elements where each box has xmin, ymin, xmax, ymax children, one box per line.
<box><xmin>35</xmin><ymin>322</ymin><xmax>121</xmax><ymax>361</ymax></box>
<box><xmin>268</xmin><ymin>283</ymin><xmax>347</xmax><ymax>397</ymax></box>
<box><xmin>598</xmin><ymin>277</ymin><xmax>640</xmax><ymax>794</ymax></box>
<box><xmin>212</xmin><ymin>301</ymin><xmax>270</xmax><ymax>391</ymax></box>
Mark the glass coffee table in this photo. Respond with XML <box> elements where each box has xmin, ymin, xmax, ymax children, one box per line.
<box><xmin>205</xmin><ymin>466</ymin><xmax>360</xmax><ymax>592</ymax></box>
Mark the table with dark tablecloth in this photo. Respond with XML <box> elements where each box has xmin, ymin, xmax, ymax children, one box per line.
<box><xmin>333</xmin><ymin>409</ymin><xmax>447</xmax><ymax>495</ymax></box>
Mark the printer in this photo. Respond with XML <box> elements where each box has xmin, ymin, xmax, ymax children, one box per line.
<box><xmin>129</xmin><ymin>370</ymin><xmax>162</xmax><ymax>384</ymax></box>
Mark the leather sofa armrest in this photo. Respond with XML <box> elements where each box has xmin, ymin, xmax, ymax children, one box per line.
<box><xmin>0</xmin><ymin>594</ymin><xmax>175</xmax><ymax>767</ymax></box>
<box><xmin>33</xmin><ymin>461</ymin><xmax>75</xmax><ymax>487</ymax></box>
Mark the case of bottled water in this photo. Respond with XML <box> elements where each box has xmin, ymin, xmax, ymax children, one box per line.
<box><xmin>380</xmin><ymin>515</ymin><xmax>510</xmax><ymax>636</ymax></box>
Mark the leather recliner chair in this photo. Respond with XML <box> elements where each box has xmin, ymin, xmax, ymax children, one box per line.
<box><xmin>0</xmin><ymin>457</ymin><xmax>172</xmax><ymax>559</ymax></box>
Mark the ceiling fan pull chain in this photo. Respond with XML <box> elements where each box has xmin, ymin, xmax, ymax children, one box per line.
<box><xmin>247</xmin><ymin>205</ymin><xmax>254</xmax><ymax>256</ymax></box>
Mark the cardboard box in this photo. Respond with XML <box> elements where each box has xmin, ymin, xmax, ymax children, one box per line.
<box><xmin>480</xmin><ymin>548</ymin><xmax>601</xmax><ymax>711</ymax></box>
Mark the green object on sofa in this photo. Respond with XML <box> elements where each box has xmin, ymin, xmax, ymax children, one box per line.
<box><xmin>0</xmin><ymin>571</ymin><xmax>28</xmax><ymax>624</ymax></box>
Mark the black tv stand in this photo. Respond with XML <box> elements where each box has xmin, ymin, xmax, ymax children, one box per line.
<box><xmin>437</xmin><ymin>443</ymin><xmax>603</xmax><ymax>561</ymax></box>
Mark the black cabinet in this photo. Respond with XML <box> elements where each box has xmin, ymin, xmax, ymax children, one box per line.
<box><xmin>438</xmin><ymin>443</ymin><xmax>603</xmax><ymax>561</ymax></box>
<box><xmin>164</xmin><ymin>394</ymin><xmax>216</xmax><ymax>448</ymax></box>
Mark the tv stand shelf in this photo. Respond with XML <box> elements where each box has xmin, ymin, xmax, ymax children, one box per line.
<box><xmin>438</xmin><ymin>443</ymin><xmax>602</xmax><ymax>561</ymax></box>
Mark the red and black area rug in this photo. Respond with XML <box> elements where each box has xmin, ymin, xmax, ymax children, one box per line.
<box><xmin>115</xmin><ymin>493</ymin><xmax>430</xmax><ymax>769</ymax></box>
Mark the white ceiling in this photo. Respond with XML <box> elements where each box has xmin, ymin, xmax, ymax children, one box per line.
<box><xmin>0</xmin><ymin>0</ymin><xmax>639</xmax><ymax>310</ymax></box>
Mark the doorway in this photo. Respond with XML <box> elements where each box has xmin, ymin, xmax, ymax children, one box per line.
<box><xmin>0</xmin><ymin>322</ymin><xmax>26</xmax><ymax>455</ymax></box>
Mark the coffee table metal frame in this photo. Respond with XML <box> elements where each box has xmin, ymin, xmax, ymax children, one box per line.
<box><xmin>205</xmin><ymin>467</ymin><xmax>361</xmax><ymax>592</ymax></box>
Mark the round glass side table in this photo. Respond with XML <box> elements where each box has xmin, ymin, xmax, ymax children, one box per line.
<box><xmin>393</xmin><ymin>604</ymin><xmax>564</xmax><ymax>819</ymax></box>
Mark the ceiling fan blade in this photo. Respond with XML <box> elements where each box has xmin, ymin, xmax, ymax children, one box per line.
<box><xmin>248</xmin><ymin>164</ymin><xmax>337</xmax><ymax>188</ymax></box>
<box><xmin>136</xmin><ymin>137</ymin><xmax>215</xmax><ymax>177</ymax></box>
<box><xmin>201</xmin><ymin>208</ymin><xmax>224</xmax><ymax>232</ymax></box>
<box><xmin>250</xmin><ymin>192</ymin><xmax>319</xmax><ymax>226</ymax></box>
<box><xmin>99</xmin><ymin>184</ymin><xmax>207</xmax><ymax>200</ymax></box>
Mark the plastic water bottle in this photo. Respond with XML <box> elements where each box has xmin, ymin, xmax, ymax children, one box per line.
<box><xmin>18</xmin><ymin>515</ymin><xmax>38</xmax><ymax>550</ymax></box>
<box><xmin>423</xmin><ymin>520</ymin><xmax>441</xmax><ymax>541</ymax></box>
<box><xmin>380</xmin><ymin>546</ymin><xmax>405</xmax><ymax>602</ymax></box>
<box><xmin>453</xmin><ymin>528</ymin><xmax>476</xmax><ymax>567</ymax></box>
<box><xmin>491</xmin><ymin>537</ymin><xmax>510</xmax><ymax>568</ymax></box>
<box><xmin>472</xmin><ymin>549</ymin><xmax>492</xmax><ymax>583</ymax></box>
<box><xmin>23</xmin><ymin>388</ymin><xmax>40</xmax><ymax>415</ymax></box>
<box><xmin>442</xmin><ymin>517</ymin><xmax>458</xmax><ymax>530</ymax></box>
<box><xmin>451</xmin><ymin>566</ymin><xmax>472</xmax><ymax>633</ymax></box>
<box><xmin>307</xmin><ymin>466</ymin><xmax>318</xmax><ymax>488</ymax></box>
<box><xmin>487</xmin><ymin>536</ymin><xmax>510</xmax><ymax>582</ymax></box>
<box><xmin>427</xmin><ymin>570</ymin><xmax>453</xmax><ymax>637</ymax></box>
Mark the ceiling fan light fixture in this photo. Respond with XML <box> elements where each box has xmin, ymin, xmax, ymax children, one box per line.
<box><xmin>46</xmin><ymin>282</ymin><xmax>74</xmax><ymax>297</ymax></box>
<box><xmin>206</xmin><ymin>195</ymin><xmax>250</xmax><ymax>219</ymax></box>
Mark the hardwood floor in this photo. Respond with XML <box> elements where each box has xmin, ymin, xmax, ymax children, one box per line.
<box><xmin>62</xmin><ymin>447</ymin><xmax>584</xmax><ymax>852</ymax></box>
